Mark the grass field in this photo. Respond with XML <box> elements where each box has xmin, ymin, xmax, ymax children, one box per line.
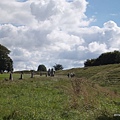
<box><xmin>0</xmin><ymin>64</ymin><xmax>120</xmax><ymax>120</ymax></box>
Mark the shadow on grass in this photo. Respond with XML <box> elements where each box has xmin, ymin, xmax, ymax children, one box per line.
<box><xmin>96</xmin><ymin>114</ymin><xmax>120</xmax><ymax>120</ymax></box>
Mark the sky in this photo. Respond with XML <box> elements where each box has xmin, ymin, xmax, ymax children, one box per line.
<box><xmin>86</xmin><ymin>0</ymin><xmax>120</xmax><ymax>27</ymax></box>
<box><xmin>0</xmin><ymin>0</ymin><xmax>120</xmax><ymax>71</ymax></box>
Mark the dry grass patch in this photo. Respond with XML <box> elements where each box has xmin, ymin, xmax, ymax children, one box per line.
<box><xmin>63</xmin><ymin>77</ymin><xmax>120</xmax><ymax>113</ymax></box>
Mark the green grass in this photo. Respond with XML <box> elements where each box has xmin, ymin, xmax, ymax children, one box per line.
<box><xmin>0</xmin><ymin>77</ymin><xmax>68</xmax><ymax>120</ymax></box>
<box><xmin>0</xmin><ymin>64</ymin><xmax>120</xmax><ymax>120</ymax></box>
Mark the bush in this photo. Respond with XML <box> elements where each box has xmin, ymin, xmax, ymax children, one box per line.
<box><xmin>37</xmin><ymin>64</ymin><xmax>47</xmax><ymax>71</ymax></box>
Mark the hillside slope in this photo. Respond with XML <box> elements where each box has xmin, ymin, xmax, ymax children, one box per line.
<box><xmin>58</xmin><ymin>64</ymin><xmax>120</xmax><ymax>80</ymax></box>
<box><xmin>56</xmin><ymin>64</ymin><xmax>120</xmax><ymax>94</ymax></box>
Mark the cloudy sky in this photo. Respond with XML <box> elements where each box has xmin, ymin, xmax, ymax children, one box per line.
<box><xmin>0</xmin><ymin>0</ymin><xmax>120</xmax><ymax>71</ymax></box>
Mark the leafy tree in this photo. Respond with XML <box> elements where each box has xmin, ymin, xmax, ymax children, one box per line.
<box><xmin>0</xmin><ymin>44</ymin><xmax>13</xmax><ymax>72</ymax></box>
<box><xmin>114</xmin><ymin>50</ymin><xmax>120</xmax><ymax>63</ymax></box>
<box><xmin>53</xmin><ymin>64</ymin><xmax>63</xmax><ymax>71</ymax></box>
<box><xmin>84</xmin><ymin>50</ymin><xmax>120</xmax><ymax>67</ymax></box>
<box><xmin>37</xmin><ymin>64</ymin><xmax>47</xmax><ymax>71</ymax></box>
<box><xmin>84</xmin><ymin>59</ymin><xmax>96</xmax><ymax>67</ymax></box>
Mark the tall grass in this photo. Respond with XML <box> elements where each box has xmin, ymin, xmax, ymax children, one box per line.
<box><xmin>64</xmin><ymin>77</ymin><xmax>120</xmax><ymax>119</ymax></box>
<box><xmin>0</xmin><ymin>64</ymin><xmax>120</xmax><ymax>119</ymax></box>
<box><xmin>0</xmin><ymin>76</ymin><xmax>69</xmax><ymax>119</ymax></box>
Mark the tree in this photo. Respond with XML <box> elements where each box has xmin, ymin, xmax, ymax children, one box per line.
<box><xmin>84</xmin><ymin>59</ymin><xmax>96</xmax><ymax>67</ymax></box>
<box><xmin>37</xmin><ymin>64</ymin><xmax>47</xmax><ymax>71</ymax></box>
<box><xmin>0</xmin><ymin>44</ymin><xmax>13</xmax><ymax>72</ymax></box>
<box><xmin>114</xmin><ymin>50</ymin><xmax>120</xmax><ymax>63</ymax></box>
<box><xmin>84</xmin><ymin>50</ymin><xmax>120</xmax><ymax>67</ymax></box>
<box><xmin>53</xmin><ymin>64</ymin><xmax>63</xmax><ymax>71</ymax></box>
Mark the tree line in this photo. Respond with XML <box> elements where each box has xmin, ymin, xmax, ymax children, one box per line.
<box><xmin>1</xmin><ymin>44</ymin><xmax>120</xmax><ymax>71</ymax></box>
<box><xmin>37</xmin><ymin>64</ymin><xmax>63</xmax><ymax>72</ymax></box>
<box><xmin>84</xmin><ymin>50</ymin><xmax>120</xmax><ymax>67</ymax></box>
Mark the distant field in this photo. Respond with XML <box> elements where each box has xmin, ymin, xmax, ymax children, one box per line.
<box><xmin>0</xmin><ymin>64</ymin><xmax>120</xmax><ymax>120</ymax></box>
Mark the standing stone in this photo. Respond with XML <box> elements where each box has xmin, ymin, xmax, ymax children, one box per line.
<box><xmin>46</xmin><ymin>73</ymin><xmax>47</xmax><ymax>77</ymax></box>
<box><xmin>19</xmin><ymin>71</ymin><xmax>23</xmax><ymax>80</ymax></box>
<box><xmin>40</xmin><ymin>71</ymin><xmax>42</xmax><ymax>76</ymax></box>
<box><xmin>9</xmin><ymin>72</ymin><xmax>13</xmax><ymax>80</ymax></box>
<box><xmin>31</xmin><ymin>71</ymin><xmax>34</xmax><ymax>78</ymax></box>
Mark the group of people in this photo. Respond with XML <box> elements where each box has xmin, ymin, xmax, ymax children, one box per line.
<box><xmin>47</xmin><ymin>68</ymin><xmax>55</xmax><ymax>77</ymax></box>
<box><xmin>67</xmin><ymin>72</ymin><xmax>75</xmax><ymax>78</ymax></box>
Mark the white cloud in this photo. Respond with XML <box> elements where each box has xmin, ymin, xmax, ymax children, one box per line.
<box><xmin>30</xmin><ymin>0</ymin><xmax>90</xmax><ymax>30</ymax></box>
<box><xmin>0</xmin><ymin>0</ymin><xmax>37</xmax><ymax>26</ymax></box>
<box><xmin>104</xmin><ymin>20</ymin><xmax>118</xmax><ymax>28</ymax></box>
<box><xmin>88</xmin><ymin>42</ymin><xmax>107</xmax><ymax>53</ymax></box>
<box><xmin>0</xmin><ymin>0</ymin><xmax>120</xmax><ymax>70</ymax></box>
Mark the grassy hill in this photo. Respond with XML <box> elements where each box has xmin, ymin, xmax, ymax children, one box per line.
<box><xmin>0</xmin><ymin>64</ymin><xmax>120</xmax><ymax>120</ymax></box>
<box><xmin>57</xmin><ymin>64</ymin><xmax>120</xmax><ymax>93</ymax></box>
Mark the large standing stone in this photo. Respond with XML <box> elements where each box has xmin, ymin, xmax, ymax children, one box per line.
<box><xmin>9</xmin><ymin>72</ymin><xmax>13</xmax><ymax>80</ymax></box>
